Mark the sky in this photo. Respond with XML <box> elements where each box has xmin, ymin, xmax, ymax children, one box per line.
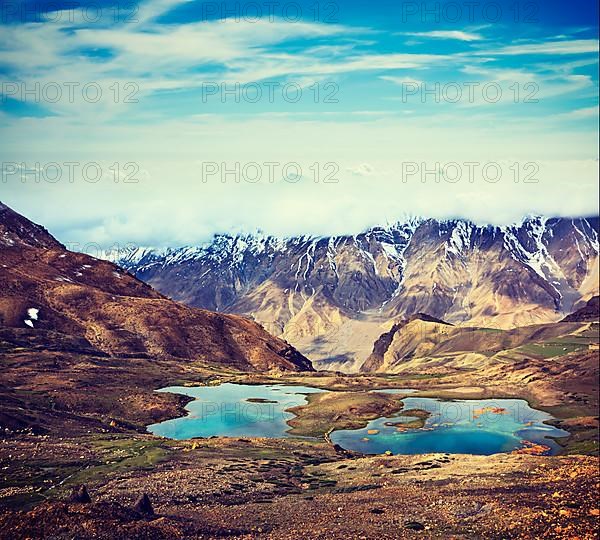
<box><xmin>0</xmin><ymin>0</ymin><xmax>598</xmax><ymax>249</ymax></box>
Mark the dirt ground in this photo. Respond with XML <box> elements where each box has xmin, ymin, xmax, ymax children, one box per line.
<box><xmin>0</xmin><ymin>434</ymin><xmax>598</xmax><ymax>539</ymax></box>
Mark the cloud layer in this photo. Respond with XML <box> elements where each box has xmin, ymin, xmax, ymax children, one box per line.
<box><xmin>0</xmin><ymin>0</ymin><xmax>598</xmax><ymax>248</ymax></box>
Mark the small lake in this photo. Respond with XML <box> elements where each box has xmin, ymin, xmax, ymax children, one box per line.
<box><xmin>148</xmin><ymin>383</ymin><xmax>323</xmax><ymax>440</ymax></box>
<box><xmin>330</xmin><ymin>397</ymin><xmax>569</xmax><ymax>456</ymax></box>
<box><xmin>148</xmin><ymin>384</ymin><xmax>569</xmax><ymax>455</ymax></box>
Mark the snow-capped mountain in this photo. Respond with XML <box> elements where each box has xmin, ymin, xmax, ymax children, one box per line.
<box><xmin>107</xmin><ymin>216</ymin><xmax>599</xmax><ymax>371</ymax></box>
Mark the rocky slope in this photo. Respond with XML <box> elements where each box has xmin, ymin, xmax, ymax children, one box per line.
<box><xmin>109</xmin><ymin>216</ymin><xmax>599</xmax><ymax>370</ymax></box>
<box><xmin>361</xmin><ymin>305</ymin><xmax>599</xmax><ymax>376</ymax></box>
<box><xmin>0</xmin><ymin>201</ymin><xmax>312</xmax><ymax>372</ymax></box>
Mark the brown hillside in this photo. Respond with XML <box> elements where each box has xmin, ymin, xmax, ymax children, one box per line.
<box><xmin>0</xmin><ymin>202</ymin><xmax>312</xmax><ymax>372</ymax></box>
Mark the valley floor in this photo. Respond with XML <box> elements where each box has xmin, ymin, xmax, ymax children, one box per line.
<box><xmin>0</xmin><ymin>434</ymin><xmax>598</xmax><ymax>539</ymax></box>
<box><xmin>0</xmin><ymin>333</ymin><xmax>598</xmax><ymax>539</ymax></box>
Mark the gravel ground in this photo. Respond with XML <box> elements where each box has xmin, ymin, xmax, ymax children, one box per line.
<box><xmin>1</xmin><ymin>436</ymin><xmax>597</xmax><ymax>539</ymax></box>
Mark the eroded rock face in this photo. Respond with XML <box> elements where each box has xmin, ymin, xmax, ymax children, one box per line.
<box><xmin>0</xmin><ymin>201</ymin><xmax>312</xmax><ymax>372</ymax></box>
<box><xmin>108</xmin><ymin>216</ymin><xmax>599</xmax><ymax>370</ymax></box>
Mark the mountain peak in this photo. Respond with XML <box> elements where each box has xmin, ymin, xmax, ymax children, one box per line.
<box><xmin>408</xmin><ymin>313</ymin><xmax>453</xmax><ymax>326</ymax></box>
<box><xmin>561</xmin><ymin>296</ymin><xmax>600</xmax><ymax>323</ymax></box>
<box><xmin>0</xmin><ymin>201</ymin><xmax>63</xmax><ymax>250</ymax></box>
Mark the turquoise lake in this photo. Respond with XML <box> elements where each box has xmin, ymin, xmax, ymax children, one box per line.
<box><xmin>148</xmin><ymin>384</ymin><xmax>569</xmax><ymax>455</ymax></box>
<box><xmin>148</xmin><ymin>383</ymin><xmax>323</xmax><ymax>440</ymax></box>
<box><xmin>330</xmin><ymin>396</ymin><xmax>569</xmax><ymax>456</ymax></box>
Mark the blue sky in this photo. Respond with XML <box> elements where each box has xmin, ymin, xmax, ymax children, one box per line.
<box><xmin>0</xmin><ymin>0</ymin><xmax>598</xmax><ymax>247</ymax></box>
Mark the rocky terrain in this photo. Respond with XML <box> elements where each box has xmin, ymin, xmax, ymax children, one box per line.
<box><xmin>562</xmin><ymin>295</ymin><xmax>600</xmax><ymax>322</ymax></box>
<box><xmin>0</xmin><ymin>355</ymin><xmax>598</xmax><ymax>539</ymax></box>
<box><xmin>0</xmin><ymin>201</ymin><xmax>311</xmax><ymax>372</ymax></box>
<box><xmin>109</xmin><ymin>216</ymin><xmax>599</xmax><ymax>370</ymax></box>
<box><xmin>0</xmin><ymin>310</ymin><xmax>598</xmax><ymax>539</ymax></box>
<box><xmin>1</xmin><ymin>435</ymin><xmax>598</xmax><ymax>540</ymax></box>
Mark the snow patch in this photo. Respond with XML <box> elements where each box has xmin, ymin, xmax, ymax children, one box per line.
<box><xmin>445</xmin><ymin>221</ymin><xmax>473</xmax><ymax>258</ymax></box>
<box><xmin>380</xmin><ymin>242</ymin><xmax>400</xmax><ymax>260</ymax></box>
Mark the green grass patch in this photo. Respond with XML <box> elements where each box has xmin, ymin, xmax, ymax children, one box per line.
<box><xmin>516</xmin><ymin>342</ymin><xmax>586</xmax><ymax>359</ymax></box>
<box><xmin>0</xmin><ymin>436</ymin><xmax>173</xmax><ymax>510</ymax></box>
<box><xmin>563</xmin><ymin>439</ymin><xmax>599</xmax><ymax>456</ymax></box>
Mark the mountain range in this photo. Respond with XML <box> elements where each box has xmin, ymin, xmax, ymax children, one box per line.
<box><xmin>108</xmin><ymin>216</ymin><xmax>599</xmax><ymax>371</ymax></box>
<box><xmin>0</xmin><ymin>200</ymin><xmax>598</xmax><ymax>530</ymax></box>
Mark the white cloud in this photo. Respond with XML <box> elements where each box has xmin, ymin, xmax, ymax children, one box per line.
<box><xmin>398</xmin><ymin>30</ymin><xmax>484</xmax><ymax>42</ymax></box>
<box><xmin>554</xmin><ymin>106</ymin><xmax>599</xmax><ymax>120</ymax></box>
<box><xmin>0</xmin><ymin>1</ymin><xmax>597</xmax><ymax>246</ymax></box>
<box><xmin>481</xmin><ymin>39</ymin><xmax>599</xmax><ymax>56</ymax></box>
<box><xmin>457</xmin><ymin>64</ymin><xmax>595</xmax><ymax>104</ymax></box>
<box><xmin>380</xmin><ymin>76</ymin><xmax>423</xmax><ymax>86</ymax></box>
<box><xmin>347</xmin><ymin>163</ymin><xmax>376</xmax><ymax>176</ymax></box>
<box><xmin>0</xmin><ymin>12</ymin><xmax>449</xmax><ymax>120</ymax></box>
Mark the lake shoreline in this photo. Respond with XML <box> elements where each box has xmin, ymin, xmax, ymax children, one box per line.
<box><xmin>148</xmin><ymin>381</ymin><xmax>570</xmax><ymax>456</ymax></box>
